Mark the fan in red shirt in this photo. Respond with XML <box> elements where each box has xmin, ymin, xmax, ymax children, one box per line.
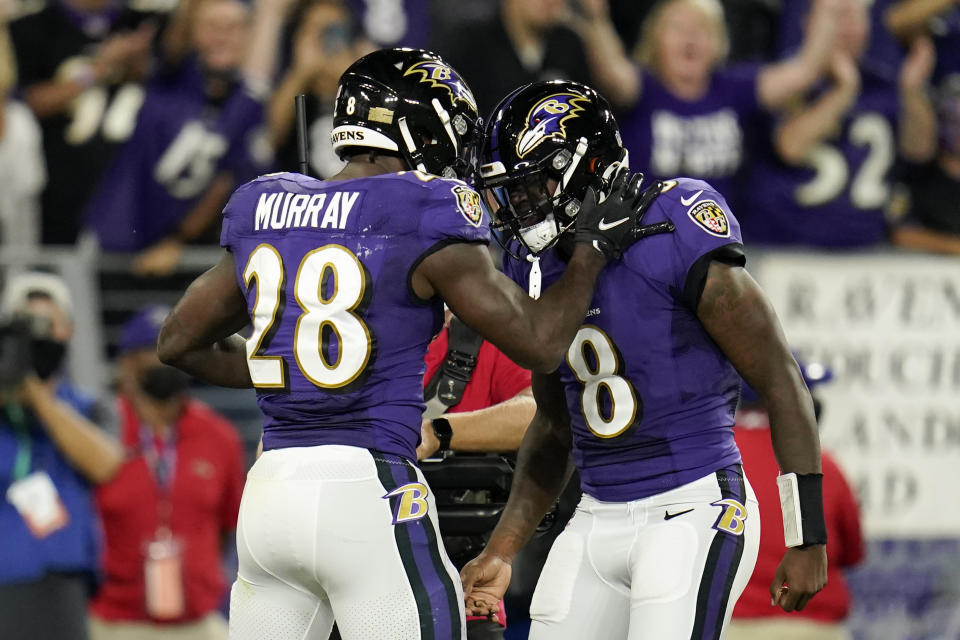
<box><xmin>729</xmin><ymin>358</ymin><xmax>865</xmax><ymax>640</ymax></box>
<box><xmin>89</xmin><ymin>306</ymin><xmax>245</xmax><ymax>640</ymax></box>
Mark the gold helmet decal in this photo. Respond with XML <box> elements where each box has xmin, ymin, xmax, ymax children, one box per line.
<box><xmin>404</xmin><ymin>60</ymin><xmax>477</xmax><ymax>112</ymax></box>
<box><xmin>515</xmin><ymin>92</ymin><xmax>589</xmax><ymax>158</ymax></box>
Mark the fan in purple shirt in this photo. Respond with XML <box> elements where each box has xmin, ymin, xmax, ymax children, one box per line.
<box><xmin>574</xmin><ymin>0</ymin><xmax>840</xmax><ymax>209</ymax></box>
<box><xmin>85</xmin><ymin>0</ymin><xmax>273</xmax><ymax>274</ymax></box>
<box><xmin>741</xmin><ymin>0</ymin><xmax>938</xmax><ymax>247</ymax></box>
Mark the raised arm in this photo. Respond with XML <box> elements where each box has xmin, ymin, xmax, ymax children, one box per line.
<box><xmin>697</xmin><ymin>262</ymin><xmax>826</xmax><ymax>612</ymax></box>
<box><xmin>757</xmin><ymin>0</ymin><xmax>839</xmax><ymax>111</ymax></box>
<box><xmin>157</xmin><ymin>251</ymin><xmax>253</xmax><ymax>387</ymax></box>
<box><xmin>898</xmin><ymin>36</ymin><xmax>938</xmax><ymax>163</ymax></box>
<box><xmin>574</xmin><ymin>0</ymin><xmax>641</xmax><ymax>109</ymax></box>
<box><xmin>774</xmin><ymin>52</ymin><xmax>860</xmax><ymax>165</ymax></box>
<box><xmin>459</xmin><ymin>371</ymin><xmax>574</xmax><ymax>615</ymax></box>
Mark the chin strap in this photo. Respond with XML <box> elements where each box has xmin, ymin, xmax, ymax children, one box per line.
<box><xmin>526</xmin><ymin>254</ymin><xmax>542</xmax><ymax>300</ymax></box>
<box><xmin>397</xmin><ymin>116</ymin><xmax>428</xmax><ymax>173</ymax></box>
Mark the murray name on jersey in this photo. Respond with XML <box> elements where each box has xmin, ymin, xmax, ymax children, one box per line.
<box><xmin>252</xmin><ymin>187</ymin><xmax>361</xmax><ymax>231</ymax></box>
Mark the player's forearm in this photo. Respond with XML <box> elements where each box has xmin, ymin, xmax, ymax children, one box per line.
<box><xmin>575</xmin><ymin>15</ymin><xmax>640</xmax><ymax>109</ymax></box>
<box><xmin>446</xmin><ymin>390</ymin><xmax>535</xmax><ymax>452</ymax></box>
<box><xmin>22</xmin><ymin>378</ymin><xmax>124</xmax><ymax>484</ymax></box>
<box><xmin>775</xmin><ymin>89</ymin><xmax>855</xmax><ymax>164</ymax></box>
<box><xmin>484</xmin><ymin>412</ymin><xmax>573</xmax><ymax>560</ymax></box>
<box><xmin>898</xmin><ymin>88</ymin><xmax>937</xmax><ymax>163</ymax></box>
<box><xmin>160</xmin><ymin>334</ymin><xmax>252</xmax><ymax>388</ymax></box>
<box><xmin>519</xmin><ymin>244</ymin><xmax>606</xmax><ymax>371</ymax></box>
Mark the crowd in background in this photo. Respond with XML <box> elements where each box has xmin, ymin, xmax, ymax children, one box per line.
<box><xmin>0</xmin><ymin>0</ymin><xmax>956</xmax><ymax>638</ymax></box>
<box><xmin>0</xmin><ymin>0</ymin><xmax>957</xmax><ymax>262</ymax></box>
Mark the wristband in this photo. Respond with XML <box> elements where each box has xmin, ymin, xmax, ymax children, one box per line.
<box><xmin>431</xmin><ymin>417</ymin><xmax>453</xmax><ymax>454</ymax></box>
<box><xmin>777</xmin><ymin>472</ymin><xmax>827</xmax><ymax>548</ymax></box>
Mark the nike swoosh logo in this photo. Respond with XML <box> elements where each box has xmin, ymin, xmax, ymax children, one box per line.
<box><xmin>664</xmin><ymin>508</ymin><xmax>695</xmax><ymax>520</ymax></box>
<box><xmin>597</xmin><ymin>217</ymin><xmax>630</xmax><ymax>231</ymax></box>
<box><xmin>680</xmin><ymin>190</ymin><xmax>704</xmax><ymax>206</ymax></box>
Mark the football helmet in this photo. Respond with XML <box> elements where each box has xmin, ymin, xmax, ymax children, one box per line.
<box><xmin>332</xmin><ymin>48</ymin><xmax>481</xmax><ymax>180</ymax></box>
<box><xmin>479</xmin><ymin>80</ymin><xmax>628</xmax><ymax>256</ymax></box>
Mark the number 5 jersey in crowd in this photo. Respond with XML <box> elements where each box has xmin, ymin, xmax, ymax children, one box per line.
<box><xmin>219</xmin><ymin>170</ymin><xmax>489</xmax><ymax>461</ymax></box>
<box><xmin>503</xmin><ymin>177</ymin><xmax>745</xmax><ymax>502</ymax></box>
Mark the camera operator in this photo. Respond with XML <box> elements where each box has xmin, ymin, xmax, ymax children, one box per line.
<box><xmin>0</xmin><ymin>271</ymin><xmax>124</xmax><ymax>640</ymax></box>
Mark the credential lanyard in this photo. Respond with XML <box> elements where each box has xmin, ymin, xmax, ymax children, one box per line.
<box><xmin>4</xmin><ymin>403</ymin><xmax>31</xmax><ymax>481</ymax></box>
<box><xmin>140</xmin><ymin>426</ymin><xmax>177</xmax><ymax>533</ymax></box>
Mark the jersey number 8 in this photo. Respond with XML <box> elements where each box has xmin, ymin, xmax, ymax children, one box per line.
<box><xmin>243</xmin><ymin>243</ymin><xmax>373</xmax><ymax>390</ymax></box>
<box><xmin>566</xmin><ymin>326</ymin><xmax>640</xmax><ymax>438</ymax></box>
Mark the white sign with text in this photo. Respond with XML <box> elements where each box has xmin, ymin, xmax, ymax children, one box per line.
<box><xmin>751</xmin><ymin>251</ymin><xmax>960</xmax><ymax>539</ymax></box>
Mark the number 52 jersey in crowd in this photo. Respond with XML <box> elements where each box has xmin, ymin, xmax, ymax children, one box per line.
<box><xmin>220</xmin><ymin>171</ymin><xmax>489</xmax><ymax>461</ymax></box>
<box><xmin>504</xmin><ymin>177</ymin><xmax>745</xmax><ymax>502</ymax></box>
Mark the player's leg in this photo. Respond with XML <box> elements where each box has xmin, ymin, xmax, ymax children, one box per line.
<box><xmin>229</xmin><ymin>451</ymin><xmax>335</xmax><ymax>640</ymax></box>
<box><xmin>626</xmin><ymin>465</ymin><xmax>760</xmax><ymax>640</ymax></box>
<box><xmin>327</xmin><ymin>452</ymin><xmax>466</xmax><ymax>640</ymax></box>
<box><xmin>527</xmin><ymin>497</ymin><xmax>631</xmax><ymax>640</ymax></box>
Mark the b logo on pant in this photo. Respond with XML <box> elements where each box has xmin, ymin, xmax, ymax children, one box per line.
<box><xmin>712</xmin><ymin>498</ymin><xmax>747</xmax><ymax>535</ymax></box>
<box><xmin>384</xmin><ymin>482</ymin><xmax>430</xmax><ymax>524</ymax></box>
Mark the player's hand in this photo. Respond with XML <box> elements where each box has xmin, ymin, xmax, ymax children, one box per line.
<box><xmin>574</xmin><ymin>169</ymin><xmax>656</xmax><ymax>262</ymax></box>
<box><xmin>770</xmin><ymin>545</ymin><xmax>828</xmax><ymax>612</ymax></box>
<box><xmin>461</xmin><ymin>552</ymin><xmax>512</xmax><ymax>619</ymax></box>
<box><xmin>416</xmin><ymin>419</ymin><xmax>440</xmax><ymax>460</ymax></box>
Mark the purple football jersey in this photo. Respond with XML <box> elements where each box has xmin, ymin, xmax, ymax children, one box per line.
<box><xmin>617</xmin><ymin>66</ymin><xmax>761</xmax><ymax>206</ymax></box>
<box><xmin>741</xmin><ymin>67</ymin><xmax>899</xmax><ymax>247</ymax></box>
<box><xmin>504</xmin><ymin>177</ymin><xmax>743</xmax><ymax>502</ymax></box>
<box><xmin>220</xmin><ymin>171</ymin><xmax>489</xmax><ymax>461</ymax></box>
<box><xmin>86</xmin><ymin>63</ymin><xmax>271</xmax><ymax>251</ymax></box>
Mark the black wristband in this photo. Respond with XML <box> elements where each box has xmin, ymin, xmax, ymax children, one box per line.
<box><xmin>431</xmin><ymin>417</ymin><xmax>453</xmax><ymax>454</ymax></box>
<box><xmin>797</xmin><ymin>473</ymin><xmax>828</xmax><ymax>547</ymax></box>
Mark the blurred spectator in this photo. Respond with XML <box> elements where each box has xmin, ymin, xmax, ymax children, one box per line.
<box><xmin>884</xmin><ymin>0</ymin><xmax>960</xmax><ymax>83</ymax></box>
<box><xmin>742</xmin><ymin>0</ymin><xmax>938</xmax><ymax>247</ymax></box>
<box><xmin>781</xmin><ymin>0</ymin><xmax>905</xmax><ymax>78</ymax></box>
<box><xmin>577</xmin><ymin>0</ymin><xmax>838</xmax><ymax>207</ymax></box>
<box><xmin>729</xmin><ymin>359</ymin><xmax>865</xmax><ymax>640</ymax></box>
<box><xmin>84</xmin><ymin>0</ymin><xmax>273</xmax><ymax>276</ymax></box>
<box><xmin>9</xmin><ymin>0</ymin><xmax>157</xmax><ymax>245</ymax></box>
<box><xmin>90</xmin><ymin>305</ymin><xmax>244</xmax><ymax>640</ymax></box>
<box><xmin>0</xmin><ymin>272</ymin><xmax>123</xmax><ymax>640</ymax></box>
<box><xmin>346</xmin><ymin>0</ymin><xmax>429</xmax><ymax>49</ymax></box>
<box><xmin>891</xmin><ymin>73</ymin><xmax>960</xmax><ymax>253</ymax></box>
<box><xmin>439</xmin><ymin>0</ymin><xmax>592</xmax><ymax>118</ymax></box>
<box><xmin>268</xmin><ymin>0</ymin><xmax>369</xmax><ymax>177</ymax></box>
<box><xmin>0</xmin><ymin>21</ymin><xmax>45</xmax><ymax>248</ymax></box>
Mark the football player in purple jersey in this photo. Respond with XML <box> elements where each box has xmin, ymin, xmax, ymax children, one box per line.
<box><xmin>460</xmin><ymin>80</ymin><xmax>828</xmax><ymax>639</ymax></box>
<box><xmin>156</xmin><ymin>49</ymin><xmax>655</xmax><ymax>640</ymax></box>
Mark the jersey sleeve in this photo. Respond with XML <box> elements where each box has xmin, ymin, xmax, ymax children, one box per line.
<box><xmin>417</xmin><ymin>179</ymin><xmax>490</xmax><ymax>249</ymax></box>
<box><xmin>639</xmin><ymin>179</ymin><xmax>746</xmax><ymax>310</ymax></box>
<box><xmin>218</xmin><ymin>177</ymin><xmax>268</xmax><ymax>250</ymax></box>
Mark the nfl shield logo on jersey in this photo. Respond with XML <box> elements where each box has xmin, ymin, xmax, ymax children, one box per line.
<box><xmin>687</xmin><ymin>200</ymin><xmax>730</xmax><ymax>237</ymax></box>
<box><xmin>453</xmin><ymin>185</ymin><xmax>483</xmax><ymax>227</ymax></box>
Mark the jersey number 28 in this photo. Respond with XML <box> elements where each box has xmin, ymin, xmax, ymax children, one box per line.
<box><xmin>243</xmin><ymin>243</ymin><xmax>373</xmax><ymax>390</ymax></box>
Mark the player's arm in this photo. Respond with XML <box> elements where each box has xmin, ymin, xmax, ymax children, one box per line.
<box><xmin>417</xmin><ymin>174</ymin><xmax>648</xmax><ymax>373</ymax></box>
<box><xmin>157</xmin><ymin>251</ymin><xmax>253</xmax><ymax>388</ymax></box>
<box><xmin>417</xmin><ymin>387</ymin><xmax>534</xmax><ymax>459</ymax></box>
<box><xmin>697</xmin><ymin>261</ymin><xmax>827</xmax><ymax>613</ymax></box>
<box><xmin>756</xmin><ymin>0</ymin><xmax>839</xmax><ymax>111</ymax></box>
<box><xmin>460</xmin><ymin>371</ymin><xmax>574</xmax><ymax>615</ymax></box>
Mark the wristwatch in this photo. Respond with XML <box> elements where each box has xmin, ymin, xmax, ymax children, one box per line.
<box><xmin>431</xmin><ymin>417</ymin><xmax>453</xmax><ymax>454</ymax></box>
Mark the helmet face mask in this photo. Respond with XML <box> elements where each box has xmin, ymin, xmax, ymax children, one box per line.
<box><xmin>478</xmin><ymin>81</ymin><xmax>628</xmax><ymax>257</ymax></box>
<box><xmin>332</xmin><ymin>48</ymin><xmax>481</xmax><ymax>182</ymax></box>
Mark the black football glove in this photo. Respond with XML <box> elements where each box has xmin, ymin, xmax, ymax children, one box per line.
<box><xmin>575</xmin><ymin>170</ymin><xmax>666</xmax><ymax>261</ymax></box>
